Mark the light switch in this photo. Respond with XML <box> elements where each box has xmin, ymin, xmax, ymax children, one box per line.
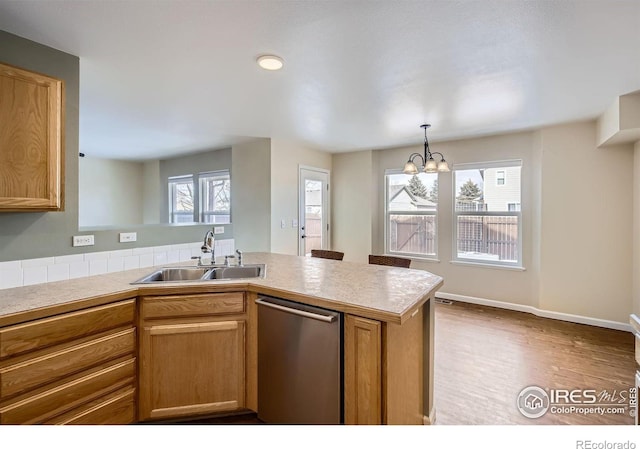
<box><xmin>281</xmin><ymin>219</ymin><xmax>286</xmax><ymax>229</ymax></box>
<box><xmin>292</xmin><ymin>219</ymin><xmax>298</xmax><ymax>228</ymax></box>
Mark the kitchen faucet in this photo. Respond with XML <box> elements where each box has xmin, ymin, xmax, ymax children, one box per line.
<box><xmin>200</xmin><ymin>228</ymin><xmax>216</xmax><ymax>265</ymax></box>
<box><xmin>224</xmin><ymin>250</ymin><xmax>243</xmax><ymax>267</ymax></box>
<box><xmin>236</xmin><ymin>250</ymin><xmax>243</xmax><ymax>266</ymax></box>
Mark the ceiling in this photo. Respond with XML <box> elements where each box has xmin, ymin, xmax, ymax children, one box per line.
<box><xmin>0</xmin><ymin>1</ymin><xmax>639</xmax><ymax>160</ymax></box>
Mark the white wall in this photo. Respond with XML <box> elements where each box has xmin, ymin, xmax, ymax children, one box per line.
<box><xmin>538</xmin><ymin>122</ymin><xmax>633</xmax><ymax>323</ymax></box>
<box><xmin>597</xmin><ymin>97</ymin><xmax>620</xmax><ymax>146</ymax></box>
<box><xmin>270</xmin><ymin>139</ymin><xmax>332</xmax><ymax>255</ymax></box>
<box><xmin>232</xmin><ymin>139</ymin><xmax>271</xmax><ymax>252</ymax></box>
<box><xmin>331</xmin><ymin>120</ymin><xmax>634</xmax><ymax>324</ymax></box>
<box><xmin>78</xmin><ymin>157</ymin><xmax>143</xmax><ymax>227</ymax></box>
<box><xmin>332</xmin><ymin>151</ymin><xmax>374</xmax><ymax>263</ymax></box>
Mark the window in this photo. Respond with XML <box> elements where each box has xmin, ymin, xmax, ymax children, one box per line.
<box><xmin>168</xmin><ymin>175</ymin><xmax>195</xmax><ymax>224</ymax></box>
<box><xmin>453</xmin><ymin>161</ymin><xmax>522</xmax><ymax>266</ymax></box>
<box><xmin>168</xmin><ymin>170</ymin><xmax>231</xmax><ymax>224</ymax></box>
<box><xmin>385</xmin><ymin>170</ymin><xmax>438</xmax><ymax>259</ymax></box>
<box><xmin>199</xmin><ymin>171</ymin><xmax>231</xmax><ymax>224</ymax></box>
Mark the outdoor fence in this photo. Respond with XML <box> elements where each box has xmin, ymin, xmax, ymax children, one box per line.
<box><xmin>456</xmin><ymin>215</ymin><xmax>518</xmax><ymax>262</ymax></box>
<box><xmin>388</xmin><ymin>213</ymin><xmax>518</xmax><ymax>262</ymax></box>
<box><xmin>388</xmin><ymin>215</ymin><xmax>437</xmax><ymax>255</ymax></box>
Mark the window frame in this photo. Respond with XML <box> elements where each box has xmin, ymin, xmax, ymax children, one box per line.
<box><xmin>384</xmin><ymin>169</ymin><xmax>439</xmax><ymax>261</ymax></box>
<box><xmin>452</xmin><ymin>160</ymin><xmax>523</xmax><ymax>268</ymax></box>
<box><xmin>199</xmin><ymin>170</ymin><xmax>231</xmax><ymax>224</ymax></box>
<box><xmin>168</xmin><ymin>169</ymin><xmax>231</xmax><ymax>225</ymax></box>
<box><xmin>168</xmin><ymin>174</ymin><xmax>196</xmax><ymax>224</ymax></box>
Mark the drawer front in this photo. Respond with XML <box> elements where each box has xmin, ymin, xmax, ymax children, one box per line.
<box><xmin>142</xmin><ymin>293</ymin><xmax>244</xmax><ymax>319</ymax></box>
<box><xmin>0</xmin><ymin>358</ymin><xmax>135</xmax><ymax>424</ymax></box>
<box><xmin>47</xmin><ymin>386</ymin><xmax>135</xmax><ymax>425</ymax></box>
<box><xmin>1</xmin><ymin>328</ymin><xmax>135</xmax><ymax>398</ymax></box>
<box><xmin>0</xmin><ymin>299</ymin><xmax>135</xmax><ymax>359</ymax></box>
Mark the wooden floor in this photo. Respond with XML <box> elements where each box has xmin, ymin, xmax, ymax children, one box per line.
<box><xmin>434</xmin><ymin>300</ymin><xmax>636</xmax><ymax>425</ymax></box>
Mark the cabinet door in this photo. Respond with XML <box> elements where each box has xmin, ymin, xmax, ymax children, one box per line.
<box><xmin>0</xmin><ymin>62</ymin><xmax>64</xmax><ymax>211</ymax></box>
<box><xmin>139</xmin><ymin>320</ymin><xmax>245</xmax><ymax>421</ymax></box>
<box><xmin>344</xmin><ymin>314</ymin><xmax>381</xmax><ymax>425</ymax></box>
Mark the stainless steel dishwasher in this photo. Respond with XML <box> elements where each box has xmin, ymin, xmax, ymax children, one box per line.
<box><xmin>256</xmin><ymin>295</ymin><xmax>343</xmax><ymax>424</ymax></box>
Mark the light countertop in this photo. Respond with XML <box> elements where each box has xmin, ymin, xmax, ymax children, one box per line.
<box><xmin>0</xmin><ymin>252</ymin><xmax>443</xmax><ymax>326</ymax></box>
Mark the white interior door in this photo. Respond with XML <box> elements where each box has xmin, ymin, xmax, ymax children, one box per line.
<box><xmin>298</xmin><ymin>166</ymin><xmax>330</xmax><ymax>256</ymax></box>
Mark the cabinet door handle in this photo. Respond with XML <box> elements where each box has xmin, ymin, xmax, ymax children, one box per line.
<box><xmin>149</xmin><ymin>321</ymin><xmax>237</xmax><ymax>335</ymax></box>
<box><xmin>256</xmin><ymin>298</ymin><xmax>336</xmax><ymax>323</ymax></box>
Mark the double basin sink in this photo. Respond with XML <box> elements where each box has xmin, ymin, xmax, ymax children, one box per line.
<box><xmin>131</xmin><ymin>264</ymin><xmax>265</xmax><ymax>284</ymax></box>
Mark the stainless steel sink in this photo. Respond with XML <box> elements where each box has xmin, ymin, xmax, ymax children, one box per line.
<box><xmin>131</xmin><ymin>267</ymin><xmax>212</xmax><ymax>284</ymax></box>
<box><xmin>203</xmin><ymin>264</ymin><xmax>265</xmax><ymax>280</ymax></box>
<box><xmin>131</xmin><ymin>264</ymin><xmax>265</xmax><ymax>284</ymax></box>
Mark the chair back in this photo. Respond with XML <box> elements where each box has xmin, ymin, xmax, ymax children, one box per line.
<box><xmin>368</xmin><ymin>254</ymin><xmax>411</xmax><ymax>268</ymax></box>
<box><xmin>310</xmin><ymin>249</ymin><xmax>345</xmax><ymax>261</ymax></box>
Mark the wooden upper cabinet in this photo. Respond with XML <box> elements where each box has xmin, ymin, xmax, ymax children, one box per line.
<box><xmin>0</xmin><ymin>62</ymin><xmax>64</xmax><ymax>211</ymax></box>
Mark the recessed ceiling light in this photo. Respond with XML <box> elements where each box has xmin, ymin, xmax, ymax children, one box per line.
<box><xmin>257</xmin><ymin>55</ymin><xmax>284</xmax><ymax>71</ymax></box>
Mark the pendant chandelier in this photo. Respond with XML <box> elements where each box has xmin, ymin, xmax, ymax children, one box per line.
<box><xmin>403</xmin><ymin>124</ymin><xmax>450</xmax><ymax>174</ymax></box>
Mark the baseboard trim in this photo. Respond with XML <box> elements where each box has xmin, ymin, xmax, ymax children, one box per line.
<box><xmin>435</xmin><ymin>292</ymin><xmax>633</xmax><ymax>333</ymax></box>
<box><xmin>422</xmin><ymin>407</ymin><xmax>436</xmax><ymax>425</ymax></box>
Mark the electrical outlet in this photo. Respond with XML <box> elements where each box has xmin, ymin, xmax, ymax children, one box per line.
<box><xmin>72</xmin><ymin>235</ymin><xmax>94</xmax><ymax>247</ymax></box>
<box><xmin>119</xmin><ymin>232</ymin><xmax>137</xmax><ymax>243</ymax></box>
<box><xmin>214</xmin><ymin>226</ymin><xmax>225</xmax><ymax>234</ymax></box>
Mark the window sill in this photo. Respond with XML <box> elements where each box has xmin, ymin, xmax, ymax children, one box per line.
<box><xmin>449</xmin><ymin>260</ymin><xmax>526</xmax><ymax>271</ymax></box>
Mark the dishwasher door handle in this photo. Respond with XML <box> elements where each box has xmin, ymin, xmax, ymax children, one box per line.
<box><xmin>255</xmin><ymin>298</ymin><xmax>337</xmax><ymax>323</ymax></box>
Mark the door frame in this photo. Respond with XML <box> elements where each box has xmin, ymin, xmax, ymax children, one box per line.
<box><xmin>298</xmin><ymin>165</ymin><xmax>331</xmax><ymax>256</ymax></box>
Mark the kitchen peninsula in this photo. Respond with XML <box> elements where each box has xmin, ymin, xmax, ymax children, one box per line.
<box><xmin>0</xmin><ymin>252</ymin><xmax>443</xmax><ymax>425</ymax></box>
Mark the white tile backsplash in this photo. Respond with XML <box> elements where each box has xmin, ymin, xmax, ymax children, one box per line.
<box><xmin>153</xmin><ymin>253</ymin><xmax>167</xmax><ymax>266</ymax></box>
<box><xmin>0</xmin><ymin>239</ymin><xmax>235</xmax><ymax>290</ymax></box>
<box><xmin>69</xmin><ymin>261</ymin><xmax>89</xmax><ymax>279</ymax></box>
<box><xmin>0</xmin><ymin>260</ymin><xmax>21</xmax><ymax>271</ymax></box>
<box><xmin>132</xmin><ymin>247</ymin><xmax>153</xmax><ymax>256</ymax></box>
<box><xmin>89</xmin><ymin>259</ymin><xmax>108</xmax><ymax>276</ymax></box>
<box><xmin>22</xmin><ymin>257</ymin><xmax>55</xmax><ymax>268</ymax></box>
<box><xmin>54</xmin><ymin>254</ymin><xmax>84</xmax><ymax>264</ymax></box>
<box><xmin>23</xmin><ymin>266</ymin><xmax>47</xmax><ymax>286</ymax></box>
<box><xmin>0</xmin><ymin>269</ymin><xmax>22</xmax><ymax>289</ymax></box>
<box><xmin>166</xmin><ymin>250</ymin><xmax>180</xmax><ymax>264</ymax></box>
<box><xmin>139</xmin><ymin>253</ymin><xmax>154</xmax><ymax>268</ymax></box>
<box><xmin>107</xmin><ymin>257</ymin><xmax>124</xmax><ymax>273</ymax></box>
<box><xmin>123</xmin><ymin>255</ymin><xmax>140</xmax><ymax>271</ymax></box>
<box><xmin>84</xmin><ymin>251</ymin><xmax>109</xmax><ymax>261</ymax></box>
<box><xmin>109</xmin><ymin>249</ymin><xmax>133</xmax><ymax>258</ymax></box>
<box><xmin>179</xmin><ymin>249</ymin><xmax>193</xmax><ymax>262</ymax></box>
<box><xmin>47</xmin><ymin>263</ymin><xmax>70</xmax><ymax>282</ymax></box>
